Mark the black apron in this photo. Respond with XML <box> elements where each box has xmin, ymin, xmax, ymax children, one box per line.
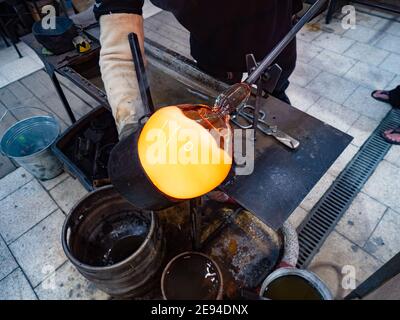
<box><xmin>150</xmin><ymin>0</ymin><xmax>300</xmax><ymax>75</ymax></box>
<box><xmin>95</xmin><ymin>0</ymin><xmax>302</xmax><ymax>77</ymax></box>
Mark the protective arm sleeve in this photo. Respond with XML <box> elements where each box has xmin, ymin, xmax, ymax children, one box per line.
<box><xmin>99</xmin><ymin>13</ymin><xmax>146</xmax><ymax>134</ymax></box>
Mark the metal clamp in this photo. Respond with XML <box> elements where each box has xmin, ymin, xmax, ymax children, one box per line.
<box><xmin>232</xmin><ymin>105</ymin><xmax>300</xmax><ymax>149</ymax></box>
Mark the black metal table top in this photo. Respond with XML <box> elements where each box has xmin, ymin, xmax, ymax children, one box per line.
<box><xmin>221</xmin><ymin>96</ymin><xmax>352</xmax><ymax>230</ymax></box>
<box><xmin>22</xmin><ymin>29</ymin><xmax>352</xmax><ymax>231</ymax></box>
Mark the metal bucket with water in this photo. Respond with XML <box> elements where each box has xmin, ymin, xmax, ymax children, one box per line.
<box><xmin>0</xmin><ymin>107</ymin><xmax>63</xmax><ymax>180</ymax></box>
<box><xmin>260</xmin><ymin>267</ymin><xmax>333</xmax><ymax>300</ymax></box>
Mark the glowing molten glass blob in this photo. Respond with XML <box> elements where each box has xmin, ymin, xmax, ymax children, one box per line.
<box><xmin>138</xmin><ymin>105</ymin><xmax>233</xmax><ymax>199</ymax></box>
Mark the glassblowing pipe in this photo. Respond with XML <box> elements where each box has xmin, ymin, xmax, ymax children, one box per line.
<box><xmin>244</xmin><ymin>0</ymin><xmax>328</xmax><ymax>85</ymax></box>
<box><xmin>213</xmin><ymin>0</ymin><xmax>328</xmax><ymax>115</ymax></box>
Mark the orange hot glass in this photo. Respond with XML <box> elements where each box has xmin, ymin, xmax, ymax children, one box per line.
<box><xmin>138</xmin><ymin>83</ymin><xmax>251</xmax><ymax>199</ymax></box>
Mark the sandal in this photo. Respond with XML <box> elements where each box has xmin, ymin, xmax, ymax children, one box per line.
<box><xmin>382</xmin><ymin>127</ymin><xmax>400</xmax><ymax>145</ymax></box>
<box><xmin>371</xmin><ymin>89</ymin><xmax>400</xmax><ymax>108</ymax></box>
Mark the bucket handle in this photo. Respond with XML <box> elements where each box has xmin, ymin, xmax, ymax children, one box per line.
<box><xmin>0</xmin><ymin>106</ymin><xmax>54</xmax><ymax>124</ymax></box>
<box><xmin>0</xmin><ymin>106</ymin><xmax>56</xmax><ymax>156</ymax></box>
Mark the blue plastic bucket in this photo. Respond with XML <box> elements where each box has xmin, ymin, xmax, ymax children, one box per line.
<box><xmin>0</xmin><ymin>107</ymin><xmax>63</xmax><ymax>180</ymax></box>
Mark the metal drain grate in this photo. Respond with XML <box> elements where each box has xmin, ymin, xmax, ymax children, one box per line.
<box><xmin>297</xmin><ymin>108</ymin><xmax>400</xmax><ymax>269</ymax></box>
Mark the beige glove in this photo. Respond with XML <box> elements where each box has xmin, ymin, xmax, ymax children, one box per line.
<box><xmin>99</xmin><ymin>13</ymin><xmax>146</xmax><ymax>135</ymax></box>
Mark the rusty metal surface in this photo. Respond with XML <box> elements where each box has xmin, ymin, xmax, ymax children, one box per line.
<box><xmin>157</xmin><ymin>200</ymin><xmax>283</xmax><ymax>299</ymax></box>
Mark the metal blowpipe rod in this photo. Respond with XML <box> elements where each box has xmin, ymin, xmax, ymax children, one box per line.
<box><xmin>244</xmin><ymin>0</ymin><xmax>328</xmax><ymax>85</ymax></box>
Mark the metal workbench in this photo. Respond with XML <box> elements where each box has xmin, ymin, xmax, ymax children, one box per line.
<box><xmin>21</xmin><ymin>24</ymin><xmax>352</xmax><ymax>231</ymax></box>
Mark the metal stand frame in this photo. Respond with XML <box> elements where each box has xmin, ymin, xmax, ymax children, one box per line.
<box><xmin>189</xmin><ymin>197</ymin><xmax>243</xmax><ymax>251</ymax></box>
<box><xmin>190</xmin><ymin>198</ymin><xmax>203</xmax><ymax>251</ymax></box>
<box><xmin>41</xmin><ymin>57</ymin><xmax>77</xmax><ymax>123</ymax></box>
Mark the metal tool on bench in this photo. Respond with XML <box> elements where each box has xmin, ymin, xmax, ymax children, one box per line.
<box><xmin>232</xmin><ymin>105</ymin><xmax>300</xmax><ymax>149</ymax></box>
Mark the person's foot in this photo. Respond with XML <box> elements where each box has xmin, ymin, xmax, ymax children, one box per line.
<box><xmin>372</xmin><ymin>90</ymin><xmax>390</xmax><ymax>102</ymax></box>
<box><xmin>371</xmin><ymin>88</ymin><xmax>400</xmax><ymax>108</ymax></box>
<box><xmin>382</xmin><ymin>127</ymin><xmax>400</xmax><ymax>145</ymax></box>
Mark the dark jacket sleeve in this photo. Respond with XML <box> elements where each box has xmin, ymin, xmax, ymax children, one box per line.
<box><xmin>292</xmin><ymin>0</ymin><xmax>303</xmax><ymax>14</ymax></box>
<box><xmin>93</xmin><ymin>0</ymin><xmax>145</xmax><ymax>20</ymax></box>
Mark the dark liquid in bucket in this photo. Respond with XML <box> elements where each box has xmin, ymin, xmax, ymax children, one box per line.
<box><xmin>164</xmin><ymin>254</ymin><xmax>221</xmax><ymax>300</ymax></box>
<box><xmin>263</xmin><ymin>275</ymin><xmax>323</xmax><ymax>300</ymax></box>
<box><xmin>75</xmin><ymin>212</ymin><xmax>150</xmax><ymax>267</ymax></box>
<box><xmin>102</xmin><ymin>234</ymin><xmax>146</xmax><ymax>266</ymax></box>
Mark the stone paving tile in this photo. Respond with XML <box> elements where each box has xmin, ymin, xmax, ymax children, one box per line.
<box><xmin>143</xmin><ymin>0</ymin><xmax>162</xmax><ymax>19</ymax></box>
<box><xmin>0</xmin><ymin>167</ymin><xmax>33</xmax><ymax>201</ymax></box>
<box><xmin>344</xmin><ymin>61</ymin><xmax>396</xmax><ymax>89</ymax></box>
<box><xmin>343</xmin><ymin>24</ymin><xmax>382</xmax><ymax>43</ymax></box>
<box><xmin>334</xmin><ymin>8</ymin><xmax>383</xmax><ymax>28</ymax></box>
<box><xmin>307</xmin><ymin>98</ymin><xmax>360</xmax><ymax>133</ymax></box>
<box><xmin>309</xmin><ymin>50</ymin><xmax>356</xmax><ymax>76</ymax></box>
<box><xmin>366</xmin><ymin>7</ymin><xmax>399</xmax><ymax>21</ymax></box>
<box><xmin>386</xmin><ymin>75</ymin><xmax>400</xmax><ymax>90</ymax></box>
<box><xmin>300</xmin><ymin>173</ymin><xmax>335</xmax><ymax>212</ymax></box>
<box><xmin>380</xmin><ymin>53</ymin><xmax>400</xmax><ymax>75</ymax></box>
<box><xmin>0</xmin><ymin>179</ymin><xmax>58</xmax><ymax>244</ymax></box>
<box><xmin>39</xmin><ymin>172</ymin><xmax>69</xmax><ymax>191</ymax></box>
<box><xmin>286</xmin><ymin>84</ymin><xmax>320</xmax><ymax>112</ymax></box>
<box><xmin>336</xmin><ymin>193</ymin><xmax>387</xmax><ymax>247</ymax></box>
<box><xmin>308</xmin><ymin>231</ymin><xmax>382</xmax><ymax>299</ymax></box>
<box><xmin>0</xmin><ymin>56</ymin><xmax>43</xmax><ymax>84</ymax></box>
<box><xmin>306</xmin><ymin>72</ymin><xmax>358</xmax><ymax>105</ymax></box>
<box><xmin>316</xmin><ymin>17</ymin><xmax>347</xmax><ymax>35</ymax></box>
<box><xmin>346</xmin><ymin>115</ymin><xmax>380</xmax><ymax>147</ymax></box>
<box><xmin>297</xmin><ymin>39</ymin><xmax>323</xmax><ymax>64</ymax></box>
<box><xmin>49</xmin><ymin>177</ymin><xmax>88</xmax><ymax>214</ymax></box>
<box><xmin>343</xmin><ymin>86</ymin><xmax>391</xmax><ymax>121</ymax></box>
<box><xmin>29</xmin><ymin>52</ymin><xmax>44</xmax><ymax>66</ymax></box>
<box><xmin>20</xmin><ymin>47</ymin><xmax>43</xmax><ymax>66</ymax></box>
<box><xmin>288</xmin><ymin>206</ymin><xmax>309</xmax><ymax>230</ymax></box>
<box><xmin>0</xmin><ymin>155</ymin><xmax>15</xmax><ymax>179</ymax></box>
<box><xmin>10</xmin><ymin>210</ymin><xmax>67</xmax><ymax>287</ymax></box>
<box><xmin>373</xmin><ymin>19</ymin><xmax>400</xmax><ymax>36</ymax></box>
<box><xmin>298</xmin><ymin>24</ymin><xmax>323</xmax><ymax>42</ymax></box>
<box><xmin>0</xmin><ymin>46</ymin><xmax>22</xmax><ymax>67</ymax></box>
<box><xmin>363</xmin><ymin>161</ymin><xmax>400</xmax><ymax>213</ymax></box>
<box><xmin>355</xmin><ymin>10</ymin><xmax>385</xmax><ymax>28</ymax></box>
<box><xmin>384</xmin><ymin>146</ymin><xmax>400</xmax><ymax>167</ymax></box>
<box><xmin>35</xmin><ymin>262</ymin><xmax>109</xmax><ymax>300</ymax></box>
<box><xmin>0</xmin><ymin>235</ymin><xmax>17</xmax><ymax>280</ymax></box>
<box><xmin>0</xmin><ymin>269</ymin><xmax>37</xmax><ymax>300</ymax></box>
<box><xmin>364</xmin><ymin>209</ymin><xmax>400</xmax><ymax>263</ymax></box>
<box><xmin>289</xmin><ymin>61</ymin><xmax>321</xmax><ymax>87</ymax></box>
<box><xmin>343</xmin><ymin>42</ymin><xmax>389</xmax><ymax>66</ymax></box>
<box><xmin>17</xmin><ymin>42</ymin><xmax>38</xmax><ymax>57</ymax></box>
<box><xmin>374</xmin><ymin>33</ymin><xmax>400</xmax><ymax>54</ymax></box>
<box><xmin>312</xmin><ymin>33</ymin><xmax>355</xmax><ymax>54</ymax></box>
<box><xmin>0</xmin><ymin>73</ymin><xmax>7</xmax><ymax>88</ymax></box>
<box><xmin>328</xmin><ymin>144</ymin><xmax>359</xmax><ymax>178</ymax></box>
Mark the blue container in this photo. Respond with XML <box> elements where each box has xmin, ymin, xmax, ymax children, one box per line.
<box><xmin>0</xmin><ymin>107</ymin><xmax>63</xmax><ymax>180</ymax></box>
